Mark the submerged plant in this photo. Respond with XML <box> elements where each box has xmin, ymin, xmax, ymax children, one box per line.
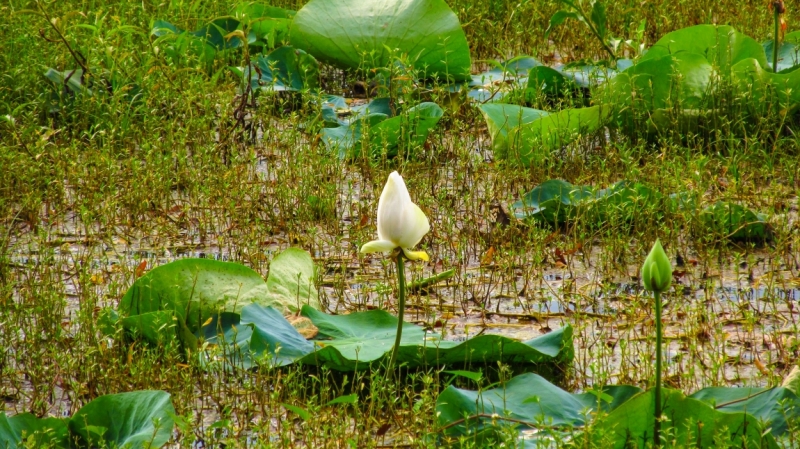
<box><xmin>641</xmin><ymin>239</ymin><xmax>672</xmax><ymax>447</ymax></box>
<box><xmin>360</xmin><ymin>171</ymin><xmax>430</xmax><ymax>375</ymax></box>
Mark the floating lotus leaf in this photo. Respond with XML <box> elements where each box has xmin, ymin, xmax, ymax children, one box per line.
<box><xmin>288</xmin><ymin>0</ymin><xmax>471</xmax><ymax>81</ymax></box>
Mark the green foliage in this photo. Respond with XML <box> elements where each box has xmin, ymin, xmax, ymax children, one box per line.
<box><xmin>231</xmin><ymin>46</ymin><xmax>319</xmax><ymax>93</ymax></box>
<box><xmin>1</xmin><ymin>391</ymin><xmax>174</xmax><ymax>449</ymax></box>
<box><xmin>120</xmin><ymin>250</ymin><xmax>321</xmax><ymax>348</ymax></box>
<box><xmin>438</xmin><ymin>375</ymin><xmax>790</xmax><ymax>447</ymax></box>
<box><xmin>437</xmin><ymin>373</ymin><xmax>641</xmax><ymax>444</ymax></box>
<box><xmin>206</xmin><ymin>304</ymin><xmax>574</xmax><ymax>371</ymax></box>
<box><xmin>690</xmin><ymin>386</ymin><xmax>800</xmax><ymax>437</ymax></box>
<box><xmin>764</xmin><ymin>30</ymin><xmax>800</xmax><ymax>72</ymax></box>
<box><xmin>288</xmin><ymin>0</ymin><xmax>471</xmax><ymax>81</ymax></box>
<box><xmin>321</xmin><ymin>100</ymin><xmax>443</xmax><ymax>159</ymax></box>
<box><xmin>513</xmin><ymin>179</ymin><xmax>769</xmax><ymax>241</ymax></box>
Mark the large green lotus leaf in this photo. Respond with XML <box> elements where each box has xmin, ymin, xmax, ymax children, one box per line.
<box><xmin>69</xmin><ymin>391</ymin><xmax>175</xmax><ymax>448</ymax></box>
<box><xmin>322</xmin><ymin>102</ymin><xmax>442</xmax><ymax>160</ymax></box>
<box><xmin>763</xmin><ymin>31</ymin><xmax>800</xmax><ymax>73</ymax></box>
<box><xmin>299</xmin><ymin>306</ymin><xmax>426</xmax><ymax>368</ymax></box>
<box><xmin>437</xmin><ymin>373</ymin><xmax>640</xmax><ymax>442</ymax></box>
<box><xmin>288</xmin><ymin>0</ymin><xmax>471</xmax><ymax>82</ymax></box>
<box><xmin>511</xmin><ymin>179</ymin><xmax>594</xmax><ymax>224</ymax></box>
<box><xmin>265</xmin><ymin>247</ymin><xmax>320</xmax><ymax>312</ymax></box>
<box><xmin>120</xmin><ymin>258</ymin><xmax>270</xmax><ymax>339</ymax></box>
<box><xmin>243</xmin><ymin>304</ymin><xmax>315</xmax><ymax>366</ymax></box>
<box><xmin>587</xmin><ymin>389</ymin><xmax>777</xmax><ymax>448</ymax></box>
<box><xmin>369</xmin><ymin>102</ymin><xmax>444</xmax><ymax>158</ymax></box>
<box><xmin>299</xmin><ymin>306</ymin><xmax>573</xmax><ymax>371</ymax></box>
<box><xmin>590</xmin><ymin>181</ymin><xmax>663</xmax><ymax>224</ymax></box>
<box><xmin>641</xmin><ymin>25</ymin><xmax>767</xmax><ymax>73</ymax></box>
<box><xmin>478</xmin><ymin>104</ymin><xmax>549</xmax><ymax>160</ymax></box>
<box><xmin>700</xmin><ymin>201</ymin><xmax>770</xmax><ymax>241</ymax></box>
<box><xmin>606</xmin><ymin>53</ymin><xmax>712</xmax><ymax>112</ymax></box>
<box><xmin>730</xmin><ymin>57</ymin><xmax>800</xmax><ymax>113</ymax></box>
<box><xmin>690</xmin><ymin>386</ymin><xmax>800</xmax><ymax>437</ymax></box>
<box><xmin>510</xmin><ymin>106</ymin><xmax>607</xmax><ymax>166</ymax></box>
<box><xmin>233</xmin><ymin>46</ymin><xmax>319</xmax><ymax>93</ymax></box>
<box><xmin>0</xmin><ymin>413</ymin><xmax>69</xmax><ymax>448</ymax></box>
<box><xmin>513</xmin><ymin>180</ymin><xmax>663</xmax><ymax>228</ymax></box>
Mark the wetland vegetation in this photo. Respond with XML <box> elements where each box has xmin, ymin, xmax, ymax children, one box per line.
<box><xmin>2</xmin><ymin>0</ymin><xmax>800</xmax><ymax>447</ymax></box>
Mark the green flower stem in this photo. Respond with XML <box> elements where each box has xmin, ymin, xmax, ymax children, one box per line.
<box><xmin>774</xmin><ymin>7</ymin><xmax>780</xmax><ymax>73</ymax></box>
<box><xmin>654</xmin><ymin>289</ymin><xmax>663</xmax><ymax>447</ymax></box>
<box><xmin>388</xmin><ymin>252</ymin><xmax>407</xmax><ymax>377</ymax></box>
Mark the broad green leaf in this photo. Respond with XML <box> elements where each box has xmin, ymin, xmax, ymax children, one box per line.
<box><xmin>299</xmin><ymin>306</ymin><xmax>573</xmax><ymax>371</ymax></box>
<box><xmin>641</xmin><ymin>25</ymin><xmax>767</xmax><ymax>73</ymax></box>
<box><xmin>477</xmin><ymin>104</ymin><xmax>549</xmax><ymax>160</ymax></box>
<box><xmin>513</xmin><ymin>179</ymin><xmax>664</xmax><ymax>228</ymax></box>
<box><xmin>0</xmin><ymin>413</ymin><xmax>69</xmax><ymax>448</ymax></box>
<box><xmin>511</xmin><ymin>179</ymin><xmax>593</xmax><ymax>224</ymax></box>
<box><xmin>701</xmin><ymin>201</ymin><xmax>770</xmax><ymax>241</ymax></box>
<box><xmin>265</xmin><ymin>247</ymin><xmax>320</xmax><ymax>311</ymax></box>
<box><xmin>119</xmin><ymin>258</ymin><xmax>270</xmax><ymax>344</ymax></box>
<box><xmin>322</xmin><ymin>102</ymin><xmax>443</xmax><ymax>160</ymax></box>
<box><xmin>764</xmin><ymin>31</ymin><xmax>800</xmax><ymax>72</ymax></box>
<box><xmin>730</xmin><ymin>56</ymin><xmax>800</xmax><ymax>113</ymax></box>
<box><xmin>436</xmin><ymin>373</ymin><xmax>640</xmax><ymax>441</ymax></box>
<box><xmin>690</xmin><ymin>386</ymin><xmax>800</xmax><ymax>436</ymax></box>
<box><xmin>242</xmin><ymin>304</ymin><xmax>314</xmax><ymax>366</ymax></box>
<box><xmin>69</xmin><ymin>391</ymin><xmax>175</xmax><ymax>448</ymax></box>
<box><xmin>288</xmin><ymin>0</ymin><xmax>471</xmax><ymax>81</ymax></box>
<box><xmin>526</xmin><ymin>65</ymin><xmax>580</xmax><ymax>97</ymax></box>
<box><xmin>606</xmin><ymin>53</ymin><xmax>712</xmax><ymax>111</ymax></box>
<box><xmin>235</xmin><ymin>47</ymin><xmax>319</xmax><ymax>93</ymax></box>
<box><xmin>510</xmin><ymin>106</ymin><xmax>607</xmax><ymax>166</ymax></box>
<box><xmin>369</xmin><ymin>102</ymin><xmax>444</xmax><ymax>158</ymax></box>
<box><xmin>546</xmin><ymin>10</ymin><xmax>581</xmax><ymax>37</ymax></box>
<box><xmin>587</xmin><ymin>389</ymin><xmax>777</xmax><ymax>448</ymax></box>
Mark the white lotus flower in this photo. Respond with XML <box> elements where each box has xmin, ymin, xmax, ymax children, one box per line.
<box><xmin>360</xmin><ymin>171</ymin><xmax>430</xmax><ymax>261</ymax></box>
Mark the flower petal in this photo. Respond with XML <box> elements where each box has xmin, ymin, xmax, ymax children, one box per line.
<box><xmin>397</xmin><ymin>202</ymin><xmax>430</xmax><ymax>249</ymax></box>
<box><xmin>360</xmin><ymin>240</ymin><xmax>397</xmax><ymax>254</ymax></box>
<box><xmin>376</xmin><ymin>171</ymin><xmax>412</xmax><ymax>243</ymax></box>
<box><xmin>402</xmin><ymin>248</ymin><xmax>429</xmax><ymax>261</ymax></box>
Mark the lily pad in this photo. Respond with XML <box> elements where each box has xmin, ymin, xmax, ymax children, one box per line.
<box><xmin>288</xmin><ymin>0</ymin><xmax>471</xmax><ymax>81</ymax></box>
<box><xmin>764</xmin><ymin>31</ymin><xmax>800</xmax><ymax>73</ymax></box>
<box><xmin>297</xmin><ymin>306</ymin><xmax>573</xmax><ymax>371</ymax></box>
<box><xmin>511</xmin><ymin>105</ymin><xmax>607</xmax><ymax>166</ymax></box>
<box><xmin>641</xmin><ymin>24</ymin><xmax>767</xmax><ymax>73</ymax></box>
<box><xmin>690</xmin><ymin>386</ymin><xmax>800</xmax><ymax>437</ymax></box>
<box><xmin>69</xmin><ymin>391</ymin><xmax>175</xmax><ymax>448</ymax></box>
<box><xmin>512</xmin><ymin>179</ymin><xmax>594</xmax><ymax>224</ymax></box>
<box><xmin>0</xmin><ymin>413</ymin><xmax>69</xmax><ymax>448</ymax></box>
<box><xmin>437</xmin><ymin>373</ymin><xmax>641</xmax><ymax>444</ymax></box>
<box><xmin>588</xmin><ymin>389</ymin><xmax>777</xmax><ymax>448</ymax></box>
<box><xmin>478</xmin><ymin>104</ymin><xmax>549</xmax><ymax>160</ymax></box>
<box><xmin>264</xmin><ymin>247</ymin><xmax>320</xmax><ymax>312</ymax></box>
<box><xmin>205</xmin><ymin>304</ymin><xmax>573</xmax><ymax>372</ymax></box>
<box><xmin>322</xmin><ymin>101</ymin><xmax>443</xmax><ymax>159</ymax></box>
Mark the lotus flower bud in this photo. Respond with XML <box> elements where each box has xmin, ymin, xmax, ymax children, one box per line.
<box><xmin>641</xmin><ymin>239</ymin><xmax>672</xmax><ymax>293</ymax></box>
<box><xmin>360</xmin><ymin>171</ymin><xmax>430</xmax><ymax>261</ymax></box>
